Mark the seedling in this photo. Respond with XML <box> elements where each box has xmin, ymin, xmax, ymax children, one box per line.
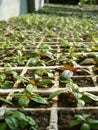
<box><xmin>65</xmin><ymin>80</ymin><xmax>98</xmax><ymax>107</ymax></box>
<box><xmin>14</xmin><ymin>84</ymin><xmax>48</xmax><ymax>108</ymax></box>
<box><xmin>28</xmin><ymin>56</ymin><xmax>46</xmax><ymax>66</ymax></box>
<box><xmin>48</xmin><ymin>80</ymin><xmax>98</xmax><ymax>107</ymax></box>
<box><xmin>30</xmin><ymin>69</ymin><xmax>54</xmax><ymax>88</ymax></box>
<box><xmin>0</xmin><ymin>68</ymin><xmax>26</xmax><ymax>89</ymax></box>
<box><xmin>0</xmin><ymin>110</ymin><xmax>38</xmax><ymax>130</ymax></box>
<box><xmin>70</xmin><ymin>113</ymin><xmax>98</xmax><ymax>130</ymax></box>
<box><xmin>28</xmin><ymin>44</ymin><xmax>55</xmax><ymax>66</ymax></box>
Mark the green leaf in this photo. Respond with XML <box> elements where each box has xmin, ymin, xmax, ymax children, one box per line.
<box><xmin>38</xmin><ymin>79</ymin><xmax>54</xmax><ymax>87</ymax></box>
<box><xmin>26</xmin><ymin>84</ymin><xmax>37</xmax><ymax>93</ymax></box>
<box><xmin>81</xmin><ymin>95</ymin><xmax>92</xmax><ymax>103</ymax></box>
<box><xmin>5</xmin><ymin>117</ymin><xmax>18</xmax><ymax>130</ymax></box>
<box><xmin>48</xmin><ymin>72</ymin><xmax>54</xmax><ymax>78</ymax></box>
<box><xmin>13</xmin><ymin>111</ymin><xmax>28</xmax><ymax>129</ymax></box>
<box><xmin>5</xmin><ymin>110</ymin><xmax>14</xmax><ymax>115</ymax></box>
<box><xmin>45</xmin><ymin>51</ymin><xmax>54</xmax><ymax>59</ymax></box>
<box><xmin>28</xmin><ymin>57</ymin><xmax>40</xmax><ymax>67</ymax></box>
<box><xmin>13</xmin><ymin>111</ymin><xmax>26</xmax><ymax>121</ymax></box>
<box><xmin>74</xmin><ymin>92</ymin><xmax>82</xmax><ymax>99</ymax></box>
<box><xmin>31</xmin><ymin>95</ymin><xmax>48</xmax><ymax>104</ymax></box>
<box><xmin>70</xmin><ymin>120</ymin><xmax>81</xmax><ymax>127</ymax></box>
<box><xmin>75</xmin><ymin>114</ymin><xmax>85</xmax><ymax>121</ymax></box>
<box><xmin>80</xmin><ymin>58</ymin><xmax>96</xmax><ymax>65</ymax></box>
<box><xmin>77</xmin><ymin>99</ymin><xmax>85</xmax><ymax>107</ymax></box>
<box><xmin>88</xmin><ymin>119</ymin><xmax>98</xmax><ymax>124</ymax></box>
<box><xmin>30</xmin><ymin>126</ymin><xmax>38</xmax><ymax>130</ymax></box>
<box><xmin>26</xmin><ymin>116</ymin><xmax>37</xmax><ymax>126</ymax></box>
<box><xmin>82</xmin><ymin>114</ymin><xmax>90</xmax><ymax>119</ymax></box>
<box><xmin>2</xmin><ymin>81</ymin><xmax>11</xmax><ymax>89</ymax></box>
<box><xmin>60</xmin><ymin>70</ymin><xmax>73</xmax><ymax>80</ymax></box>
<box><xmin>80</xmin><ymin>123</ymin><xmax>90</xmax><ymax>130</ymax></box>
<box><xmin>0</xmin><ymin>74</ymin><xmax>6</xmax><ymax>82</ymax></box>
<box><xmin>18</xmin><ymin>97</ymin><xmax>30</xmax><ymax>107</ymax></box>
<box><xmin>0</xmin><ymin>123</ymin><xmax>7</xmax><ymax>130</ymax></box>
<box><xmin>0</xmin><ymin>98</ymin><xmax>13</xmax><ymax>106</ymax></box>
<box><xmin>18</xmin><ymin>120</ymin><xmax>28</xmax><ymax>129</ymax></box>
<box><xmin>35</xmin><ymin>69</ymin><xmax>43</xmax><ymax>77</ymax></box>
<box><xmin>13</xmin><ymin>74</ymin><xmax>26</xmax><ymax>83</ymax></box>
<box><xmin>48</xmin><ymin>90</ymin><xmax>63</xmax><ymax>100</ymax></box>
<box><xmin>84</xmin><ymin>92</ymin><xmax>98</xmax><ymax>101</ymax></box>
<box><xmin>17</xmin><ymin>50</ymin><xmax>22</xmax><ymax>57</ymax></box>
<box><xmin>90</xmin><ymin>123</ymin><xmax>98</xmax><ymax>129</ymax></box>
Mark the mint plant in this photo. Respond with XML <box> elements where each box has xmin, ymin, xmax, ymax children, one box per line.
<box><xmin>0</xmin><ymin>110</ymin><xmax>38</xmax><ymax>130</ymax></box>
<box><xmin>70</xmin><ymin>113</ymin><xmax>98</xmax><ymax>130</ymax></box>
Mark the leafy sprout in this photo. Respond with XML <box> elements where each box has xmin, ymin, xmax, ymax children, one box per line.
<box><xmin>65</xmin><ymin>80</ymin><xmax>98</xmax><ymax>107</ymax></box>
<box><xmin>13</xmin><ymin>84</ymin><xmax>48</xmax><ymax>108</ymax></box>
<box><xmin>0</xmin><ymin>110</ymin><xmax>38</xmax><ymax>130</ymax></box>
<box><xmin>70</xmin><ymin>113</ymin><xmax>98</xmax><ymax>130</ymax></box>
<box><xmin>25</xmin><ymin>69</ymin><xmax>54</xmax><ymax>88</ymax></box>
<box><xmin>0</xmin><ymin>68</ymin><xmax>27</xmax><ymax>89</ymax></box>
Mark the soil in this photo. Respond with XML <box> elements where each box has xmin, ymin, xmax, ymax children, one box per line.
<box><xmin>25</xmin><ymin>110</ymin><xmax>50</xmax><ymax>130</ymax></box>
<box><xmin>59</xmin><ymin>77</ymin><xmax>94</xmax><ymax>88</ymax></box>
<box><xmin>58</xmin><ymin>109</ymin><xmax>98</xmax><ymax>130</ymax></box>
<box><xmin>72</xmin><ymin>77</ymin><xmax>94</xmax><ymax>87</ymax></box>
<box><xmin>93</xmin><ymin>67</ymin><xmax>98</xmax><ymax>75</ymax></box>
<box><xmin>58</xmin><ymin>93</ymin><xmax>77</xmax><ymax>107</ymax></box>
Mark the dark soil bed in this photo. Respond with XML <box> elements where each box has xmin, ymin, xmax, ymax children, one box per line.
<box><xmin>72</xmin><ymin>77</ymin><xmax>94</xmax><ymax>87</ymax></box>
<box><xmin>24</xmin><ymin>110</ymin><xmax>50</xmax><ymax>130</ymax></box>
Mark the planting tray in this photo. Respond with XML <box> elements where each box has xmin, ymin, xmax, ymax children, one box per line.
<box><xmin>0</xmin><ymin>34</ymin><xmax>98</xmax><ymax>130</ymax></box>
<box><xmin>0</xmin><ymin>4</ymin><xmax>98</xmax><ymax>130</ymax></box>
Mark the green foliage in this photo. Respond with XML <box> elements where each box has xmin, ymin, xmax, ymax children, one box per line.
<box><xmin>0</xmin><ymin>97</ymin><xmax>13</xmax><ymax>106</ymax></box>
<box><xmin>66</xmin><ymin>80</ymin><xmax>98</xmax><ymax>107</ymax></box>
<box><xmin>70</xmin><ymin>113</ymin><xmax>98</xmax><ymax>130</ymax></box>
<box><xmin>14</xmin><ymin>84</ymin><xmax>48</xmax><ymax>108</ymax></box>
<box><xmin>0</xmin><ymin>68</ymin><xmax>26</xmax><ymax>89</ymax></box>
<box><xmin>0</xmin><ymin>110</ymin><xmax>38</xmax><ymax>130</ymax></box>
<box><xmin>48</xmin><ymin>90</ymin><xmax>63</xmax><ymax>100</ymax></box>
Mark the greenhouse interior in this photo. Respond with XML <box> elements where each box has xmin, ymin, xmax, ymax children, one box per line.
<box><xmin>0</xmin><ymin>0</ymin><xmax>98</xmax><ymax>130</ymax></box>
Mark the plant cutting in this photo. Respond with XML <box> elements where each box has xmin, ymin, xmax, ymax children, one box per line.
<box><xmin>0</xmin><ymin>68</ymin><xmax>27</xmax><ymax>89</ymax></box>
<box><xmin>70</xmin><ymin>113</ymin><xmax>98</xmax><ymax>130</ymax></box>
<box><xmin>52</xmin><ymin>80</ymin><xmax>98</xmax><ymax>107</ymax></box>
<box><xmin>0</xmin><ymin>110</ymin><xmax>38</xmax><ymax>130</ymax></box>
<box><xmin>27</xmin><ymin>68</ymin><xmax>54</xmax><ymax>88</ymax></box>
<box><xmin>28</xmin><ymin>44</ymin><xmax>55</xmax><ymax>66</ymax></box>
<box><xmin>13</xmin><ymin>84</ymin><xmax>48</xmax><ymax>108</ymax></box>
<box><xmin>28</xmin><ymin>57</ymin><xmax>46</xmax><ymax>67</ymax></box>
<box><xmin>1</xmin><ymin>49</ymin><xmax>27</xmax><ymax>67</ymax></box>
<box><xmin>65</xmin><ymin>80</ymin><xmax>98</xmax><ymax>107</ymax></box>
